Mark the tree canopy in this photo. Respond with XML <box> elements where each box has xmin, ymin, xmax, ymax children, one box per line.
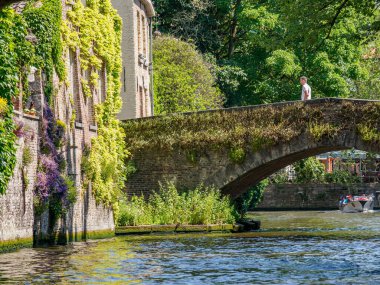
<box><xmin>153</xmin><ymin>0</ymin><xmax>380</xmax><ymax>106</ymax></box>
<box><xmin>153</xmin><ymin>35</ymin><xmax>224</xmax><ymax>114</ymax></box>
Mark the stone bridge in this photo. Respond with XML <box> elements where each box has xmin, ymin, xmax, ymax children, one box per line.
<box><xmin>123</xmin><ymin>98</ymin><xmax>380</xmax><ymax>198</ymax></box>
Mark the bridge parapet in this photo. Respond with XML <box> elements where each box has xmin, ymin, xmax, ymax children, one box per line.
<box><xmin>123</xmin><ymin>98</ymin><xmax>380</xmax><ymax>197</ymax></box>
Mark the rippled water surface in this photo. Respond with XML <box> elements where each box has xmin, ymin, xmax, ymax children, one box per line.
<box><xmin>1</xmin><ymin>211</ymin><xmax>380</xmax><ymax>284</ymax></box>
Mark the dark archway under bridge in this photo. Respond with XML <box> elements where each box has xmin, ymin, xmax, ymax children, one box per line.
<box><xmin>123</xmin><ymin>98</ymin><xmax>380</xmax><ymax>198</ymax></box>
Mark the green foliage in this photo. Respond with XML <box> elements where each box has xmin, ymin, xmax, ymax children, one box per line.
<box><xmin>125</xmin><ymin>100</ymin><xmax>380</xmax><ymax>154</ymax></box>
<box><xmin>308</xmin><ymin>122</ymin><xmax>340</xmax><ymax>141</ymax></box>
<box><xmin>357</xmin><ymin>124</ymin><xmax>380</xmax><ymax>142</ymax></box>
<box><xmin>24</xmin><ymin>0</ymin><xmax>65</xmax><ymax>103</ymax></box>
<box><xmin>0</xmin><ymin>8</ymin><xmax>27</xmax><ymax>195</ymax></box>
<box><xmin>0</xmin><ymin>98</ymin><xmax>7</xmax><ymax>116</ymax></box>
<box><xmin>185</xmin><ymin>150</ymin><xmax>198</xmax><ymax>164</ymax></box>
<box><xmin>325</xmin><ymin>170</ymin><xmax>361</xmax><ymax>184</ymax></box>
<box><xmin>154</xmin><ymin>0</ymin><xmax>380</xmax><ymax>105</ymax></box>
<box><xmin>153</xmin><ymin>35</ymin><xmax>224</xmax><ymax>114</ymax></box>
<box><xmin>294</xmin><ymin>157</ymin><xmax>326</xmax><ymax>183</ymax></box>
<box><xmin>228</xmin><ymin>147</ymin><xmax>245</xmax><ymax>164</ymax></box>
<box><xmin>22</xmin><ymin>146</ymin><xmax>32</xmax><ymax>166</ymax></box>
<box><xmin>63</xmin><ymin>0</ymin><xmax>128</xmax><ymax>214</ymax></box>
<box><xmin>63</xmin><ymin>175</ymin><xmax>77</xmax><ymax>205</ymax></box>
<box><xmin>234</xmin><ymin>179</ymin><xmax>269</xmax><ymax>219</ymax></box>
<box><xmin>117</xmin><ymin>182</ymin><xmax>236</xmax><ymax>226</ymax></box>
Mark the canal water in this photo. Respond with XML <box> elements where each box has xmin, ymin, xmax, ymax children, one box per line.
<box><xmin>1</xmin><ymin>211</ymin><xmax>380</xmax><ymax>284</ymax></box>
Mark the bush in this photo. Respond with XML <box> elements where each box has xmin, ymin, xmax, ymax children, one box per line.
<box><xmin>117</xmin><ymin>182</ymin><xmax>235</xmax><ymax>226</ymax></box>
<box><xmin>153</xmin><ymin>35</ymin><xmax>224</xmax><ymax>114</ymax></box>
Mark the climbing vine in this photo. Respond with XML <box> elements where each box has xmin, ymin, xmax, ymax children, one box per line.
<box><xmin>0</xmin><ymin>8</ymin><xmax>33</xmax><ymax>194</ymax></box>
<box><xmin>24</xmin><ymin>0</ymin><xmax>65</xmax><ymax>102</ymax></box>
<box><xmin>62</xmin><ymin>0</ymin><xmax>128</xmax><ymax>212</ymax></box>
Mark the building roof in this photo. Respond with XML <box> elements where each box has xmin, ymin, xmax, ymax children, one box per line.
<box><xmin>141</xmin><ymin>0</ymin><xmax>155</xmax><ymax>17</ymax></box>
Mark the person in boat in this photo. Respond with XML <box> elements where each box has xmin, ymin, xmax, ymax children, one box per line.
<box><xmin>339</xmin><ymin>195</ymin><xmax>345</xmax><ymax>207</ymax></box>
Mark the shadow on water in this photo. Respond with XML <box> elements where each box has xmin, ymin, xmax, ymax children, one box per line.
<box><xmin>1</xmin><ymin>211</ymin><xmax>380</xmax><ymax>284</ymax></box>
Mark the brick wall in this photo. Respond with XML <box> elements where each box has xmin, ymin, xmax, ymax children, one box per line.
<box><xmin>257</xmin><ymin>183</ymin><xmax>380</xmax><ymax>210</ymax></box>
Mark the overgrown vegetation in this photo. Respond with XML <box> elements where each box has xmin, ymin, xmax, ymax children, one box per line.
<box><xmin>1</xmin><ymin>0</ymin><xmax>126</xmax><ymax>224</ymax></box>
<box><xmin>117</xmin><ymin>182</ymin><xmax>236</xmax><ymax>226</ymax></box>
<box><xmin>124</xmin><ymin>100</ymin><xmax>380</xmax><ymax>158</ymax></box>
<box><xmin>62</xmin><ymin>0</ymin><xmax>128</xmax><ymax>218</ymax></box>
<box><xmin>234</xmin><ymin>179</ymin><xmax>269</xmax><ymax>219</ymax></box>
<box><xmin>24</xmin><ymin>0</ymin><xmax>65</xmax><ymax>103</ymax></box>
<box><xmin>0</xmin><ymin>8</ymin><xmax>31</xmax><ymax>194</ymax></box>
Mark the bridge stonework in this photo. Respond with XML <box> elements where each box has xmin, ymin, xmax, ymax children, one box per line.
<box><xmin>124</xmin><ymin>99</ymin><xmax>380</xmax><ymax>198</ymax></box>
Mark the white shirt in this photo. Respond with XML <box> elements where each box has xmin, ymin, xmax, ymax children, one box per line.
<box><xmin>301</xmin><ymin>83</ymin><xmax>311</xmax><ymax>100</ymax></box>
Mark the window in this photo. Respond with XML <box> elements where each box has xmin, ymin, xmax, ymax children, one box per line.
<box><xmin>70</xmin><ymin>50</ymin><xmax>82</xmax><ymax>123</ymax></box>
<box><xmin>137</xmin><ymin>11</ymin><xmax>141</xmax><ymax>54</ymax></box>
<box><xmin>87</xmin><ymin>96</ymin><xmax>95</xmax><ymax>126</ymax></box>
<box><xmin>98</xmin><ymin>64</ymin><xmax>106</xmax><ymax>103</ymax></box>
<box><xmin>139</xmin><ymin>86</ymin><xmax>144</xmax><ymax>117</ymax></box>
<box><xmin>142</xmin><ymin>15</ymin><xmax>146</xmax><ymax>57</ymax></box>
<box><xmin>83</xmin><ymin>68</ymin><xmax>95</xmax><ymax>125</ymax></box>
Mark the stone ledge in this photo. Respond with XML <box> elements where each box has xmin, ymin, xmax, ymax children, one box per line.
<box><xmin>89</xmin><ymin>125</ymin><xmax>98</xmax><ymax>132</ymax></box>
<box><xmin>115</xmin><ymin>224</ymin><xmax>235</xmax><ymax>235</ymax></box>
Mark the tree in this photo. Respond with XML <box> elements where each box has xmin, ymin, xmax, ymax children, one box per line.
<box><xmin>153</xmin><ymin>0</ymin><xmax>380</xmax><ymax>106</ymax></box>
<box><xmin>153</xmin><ymin>35</ymin><xmax>224</xmax><ymax>114</ymax></box>
<box><xmin>294</xmin><ymin>157</ymin><xmax>326</xmax><ymax>183</ymax></box>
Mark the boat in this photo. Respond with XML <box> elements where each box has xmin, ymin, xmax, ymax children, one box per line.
<box><xmin>339</xmin><ymin>194</ymin><xmax>375</xmax><ymax>213</ymax></box>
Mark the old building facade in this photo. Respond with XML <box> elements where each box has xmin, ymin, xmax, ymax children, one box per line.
<box><xmin>113</xmin><ymin>0</ymin><xmax>155</xmax><ymax>119</ymax></box>
<box><xmin>0</xmin><ymin>0</ymin><xmax>129</xmax><ymax>249</ymax></box>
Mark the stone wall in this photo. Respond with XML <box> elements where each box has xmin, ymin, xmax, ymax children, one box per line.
<box><xmin>0</xmin><ymin>113</ymin><xmax>39</xmax><ymax>250</ymax></box>
<box><xmin>256</xmin><ymin>183</ymin><xmax>380</xmax><ymax>210</ymax></box>
<box><xmin>34</xmin><ymin>186</ymin><xmax>114</xmax><ymax>245</ymax></box>
<box><xmin>0</xmin><ymin>112</ymin><xmax>114</xmax><ymax>251</ymax></box>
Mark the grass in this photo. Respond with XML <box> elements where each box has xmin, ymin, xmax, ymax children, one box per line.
<box><xmin>117</xmin><ymin>182</ymin><xmax>236</xmax><ymax>226</ymax></box>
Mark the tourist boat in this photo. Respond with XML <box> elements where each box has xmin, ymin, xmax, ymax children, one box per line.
<box><xmin>339</xmin><ymin>194</ymin><xmax>375</xmax><ymax>213</ymax></box>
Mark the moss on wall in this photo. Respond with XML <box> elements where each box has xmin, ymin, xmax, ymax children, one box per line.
<box><xmin>123</xmin><ymin>100</ymin><xmax>380</xmax><ymax>163</ymax></box>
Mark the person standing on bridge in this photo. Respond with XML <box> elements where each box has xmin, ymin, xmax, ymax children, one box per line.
<box><xmin>300</xmin><ymin>76</ymin><xmax>311</xmax><ymax>100</ymax></box>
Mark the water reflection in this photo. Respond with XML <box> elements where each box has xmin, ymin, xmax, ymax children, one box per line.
<box><xmin>0</xmin><ymin>211</ymin><xmax>380</xmax><ymax>284</ymax></box>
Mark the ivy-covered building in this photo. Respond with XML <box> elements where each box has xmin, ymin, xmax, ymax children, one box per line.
<box><xmin>0</xmin><ymin>0</ymin><xmax>131</xmax><ymax>248</ymax></box>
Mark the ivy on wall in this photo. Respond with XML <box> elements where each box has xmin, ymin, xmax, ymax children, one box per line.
<box><xmin>24</xmin><ymin>0</ymin><xmax>65</xmax><ymax>102</ymax></box>
<box><xmin>1</xmin><ymin>0</ymin><xmax>128</xmax><ymax>217</ymax></box>
<box><xmin>62</xmin><ymin>0</ymin><xmax>128</xmax><ymax>214</ymax></box>
<box><xmin>0</xmin><ymin>8</ymin><xmax>33</xmax><ymax>194</ymax></box>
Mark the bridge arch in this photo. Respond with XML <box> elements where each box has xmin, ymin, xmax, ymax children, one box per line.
<box><xmin>124</xmin><ymin>98</ymin><xmax>380</xmax><ymax>198</ymax></box>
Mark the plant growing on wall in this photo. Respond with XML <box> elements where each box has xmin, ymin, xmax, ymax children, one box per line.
<box><xmin>62</xmin><ymin>0</ymin><xmax>128</xmax><ymax>217</ymax></box>
<box><xmin>34</xmin><ymin>104</ymin><xmax>69</xmax><ymax>222</ymax></box>
<box><xmin>24</xmin><ymin>0</ymin><xmax>65</xmax><ymax>103</ymax></box>
<box><xmin>0</xmin><ymin>8</ymin><xmax>33</xmax><ymax>195</ymax></box>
